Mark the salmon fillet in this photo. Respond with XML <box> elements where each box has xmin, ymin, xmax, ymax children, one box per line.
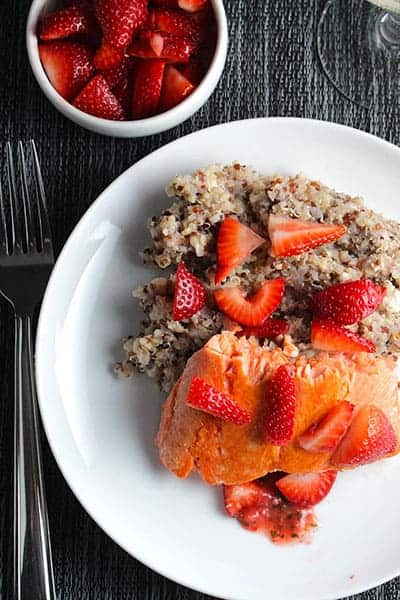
<box><xmin>156</xmin><ymin>332</ymin><xmax>400</xmax><ymax>485</ymax></box>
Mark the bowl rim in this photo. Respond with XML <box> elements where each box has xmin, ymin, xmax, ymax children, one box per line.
<box><xmin>26</xmin><ymin>0</ymin><xmax>228</xmax><ymax>135</ymax></box>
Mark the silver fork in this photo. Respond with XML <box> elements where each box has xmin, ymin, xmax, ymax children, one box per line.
<box><xmin>0</xmin><ymin>141</ymin><xmax>56</xmax><ymax>600</ymax></box>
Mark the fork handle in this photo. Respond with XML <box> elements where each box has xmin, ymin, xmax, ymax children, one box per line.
<box><xmin>14</xmin><ymin>314</ymin><xmax>56</xmax><ymax>600</ymax></box>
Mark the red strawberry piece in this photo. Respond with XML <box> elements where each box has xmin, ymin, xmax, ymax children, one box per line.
<box><xmin>39</xmin><ymin>41</ymin><xmax>94</xmax><ymax>100</ymax></box>
<box><xmin>94</xmin><ymin>0</ymin><xmax>148</xmax><ymax>49</ymax></box>
<box><xmin>153</xmin><ymin>0</ymin><xmax>209</xmax><ymax>12</ymax></box>
<box><xmin>147</xmin><ymin>8</ymin><xmax>202</xmax><ymax>41</ymax></box>
<box><xmin>276</xmin><ymin>471</ymin><xmax>337</xmax><ymax>508</ymax></box>
<box><xmin>214</xmin><ymin>278</ymin><xmax>285</xmax><ymax>327</ymax></box>
<box><xmin>215</xmin><ymin>217</ymin><xmax>265</xmax><ymax>284</ymax></box>
<box><xmin>131</xmin><ymin>59</ymin><xmax>165</xmax><ymax>119</ymax></box>
<box><xmin>264</xmin><ymin>363</ymin><xmax>296</xmax><ymax>446</ymax></box>
<box><xmin>40</xmin><ymin>4</ymin><xmax>97</xmax><ymax>41</ymax></box>
<box><xmin>127</xmin><ymin>39</ymin><xmax>157</xmax><ymax>59</ymax></box>
<box><xmin>179</xmin><ymin>57</ymin><xmax>205</xmax><ymax>85</ymax></box>
<box><xmin>311</xmin><ymin>318</ymin><xmax>376</xmax><ymax>353</ymax></box>
<box><xmin>130</xmin><ymin>30</ymin><xmax>196</xmax><ymax>63</ymax></box>
<box><xmin>268</xmin><ymin>214</ymin><xmax>346</xmax><ymax>258</ymax></box>
<box><xmin>100</xmin><ymin>56</ymin><xmax>131</xmax><ymax>89</ymax></box>
<box><xmin>298</xmin><ymin>401</ymin><xmax>355</xmax><ymax>453</ymax></box>
<box><xmin>159</xmin><ymin>65</ymin><xmax>194</xmax><ymax>111</ymax></box>
<box><xmin>186</xmin><ymin>376</ymin><xmax>251</xmax><ymax>425</ymax></box>
<box><xmin>331</xmin><ymin>404</ymin><xmax>397</xmax><ymax>468</ymax></box>
<box><xmin>93</xmin><ymin>41</ymin><xmax>125</xmax><ymax>69</ymax></box>
<box><xmin>172</xmin><ymin>260</ymin><xmax>206</xmax><ymax>320</ymax></box>
<box><xmin>223</xmin><ymin>481</ymin><xmax>266</xmax><ymax>517</ymax></box>
<box><xmin>72</xmin><ymin>74</ymin><xmax>125</xmax><ymax>120</ymax></box>
<box><xmin>237</xmin><ymin>318</ymin><xmax>289</xmax><ymax>339</ymax></box>
<box><xmin>312</xmin><ymin>279</ymin><xmax>386</xmax><ymax>325</ymax></box>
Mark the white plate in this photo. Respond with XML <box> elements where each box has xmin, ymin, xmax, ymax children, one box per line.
<box><xmin>36</xmin><ymin>118</ymin><xmax>400</xmax><ymax>600</ymax></box>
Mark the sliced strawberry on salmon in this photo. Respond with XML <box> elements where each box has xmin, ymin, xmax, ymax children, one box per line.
<box><xmin>147</xmin><ymin>8</ymin><xmax>202</xmax><ymax>40</ymax></box>
<box><xmin>131</xmin><ymin>58</ymin><xmax>166</xmax><ymax>119</ymax></box>
<box><xmin>72</xmin><ymin>74</ymin><xmax>125</xmax><ymax>120</ymax></box>
<box><xmin>311</xmin><ymin>319</ymin><xmax>376</xmax><ymax>353</ymax></box>
<box><xmin>276</xmin><ymin>471</ymin><xmax>337</xmax><ymax>508</ymax></box>
<box><xmin>268</xmin><ymin>214</ymin><xmax>346</xmax><ymax>258</ymax></box>
<box><xmin>237</xmin><ymin>318</ymin><xmax>289</xmax><ymax>339</ymax></box>
<box><xmin>94</xmin><ymin>0</ymin><xmax>148</xmax><ymax>49</ymax></box>
<box><xmin>153</xmin><ymin>0</ymin><xmax>208</xmax><ymax>12</ymax></box>
<box><xmin>172</xmin><ymin>260</ymin><xmax>206</xmax><ymax>320</ymax></box>
<box><xmin>39</xmin><ymin>4</ymin><xmax>98</xmax><ymax>41</ymax></box>
<box><xmin>264</xmin><ymin>363</ymin><xmax>296</xmax><ymax>446</ymax></box>
<box><xmin>312</xmin><ymin>279</ymin><xmax>387</xmax><ymax>325</ymax></box>
<box><xmin>39</xmin><ymin>41</ymin><xmax>94</xmax><ymax>100</ymax></box>
<box><xmin>298</xmin><ymin>401</ymin><xmax>355</xmax><ymax>453</ymax></box>
<box><xmin>331</xmin><ymin>405</ymin><xmax>397</xmax><ymax>468</ymax></box>
<box><xmin>186</xmin><ymin>376</ymin><xmax>251</xmax><ymax>425</ymax></box>
<box><xmin>159</xmin><ymin>65</ymin><xmax>194</xmax><ymax>111</ymax></box>
<box><xmin>215</xmin><ymin>217</ymin><xmax>265</xmax><ymax>284</ymax></box>
<box><xmin>214</xmin><ymin>278</ymin><xmax>285</xmax><ymax>327</ymax></box>
<box><xmin>93</xmin><ymin>41</ymin><xmax>125</xmax><ymax>69</ymax></box>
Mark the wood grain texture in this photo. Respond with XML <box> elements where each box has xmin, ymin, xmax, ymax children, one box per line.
<box><xmin>0</xmin><ymin>0</ymin><xmax>399</xmax><ymax>598</ymax></box>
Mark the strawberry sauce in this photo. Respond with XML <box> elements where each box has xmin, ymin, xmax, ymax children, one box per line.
<box><xmin>232</xmin><ymin>474</ymin><xmax>317</xmax><ymax>544</ymax></box>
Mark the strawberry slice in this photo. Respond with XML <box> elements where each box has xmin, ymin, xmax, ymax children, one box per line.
<box><xmin>40</xmin><ymin>4</ymin><xmax>98</xmax><ymax>41</ymax></box>
<box><xmin>237</xmin><ymin>318</ymin><xmax>289</xmax><ymax>339</ymax></box>
<box><xmin>153</xmin><ymin>0</ymin><xmax>208</xmax><ymax>12</ymax></box>
<box><xmin>72</xmin><ymin>74</ymin><xmax>125</xmax><ymax>120</ymax></box>
<box><xmin>130</xmin><ymin>31</ymin><xmax>196</xmax><ymax>63</ymax></box>
<box><xmin>94</xmin><ymin>0</ymin><xmax>148</xmax><ymax>49</ymax></box>
<box><xmin>276</xmin><ymin>471</ymin><xmax>337</xmax><ymax>508</ymax></box>
<box><xmin>147</xmin><ymin>8</ymin><xmax>202</xmax><ymax>40</ymax></box>
<box><xmin>159</xmin><ymin>66</ymin><xmax>194</xmax><ymax>111</ymax></box>
<box><xmin>131</xmin><ymin>59</ymin><xmax>166</xmax><ymax>119</ymax></box>
<box><xmin>264</xmin><ymin>363</ymin><xmax>296</xmax><ymax>446</ymax></box>
<box><xmin>298</xmin><ymin>401</ymin><xmax>355</xmax><ymax>453</ymax></box>
<box><xmin>311</xmin><ymin>319</ymin><xmax>376</xmax><ymax>353</ymax></box>
<box><xmin>101</xmin><ymin>56</ymin><xmax>131</xmax><ymax>89</ymax></box>
<box><xmin>331</xmin><ymin>405</ymin><xmax>397</xmax><ymax>467</ymax></box>
<box><xmin>215</xmin><ymin>217</ymin><xmax>265</xmax><ymax>284</ymax></box>
<box><xmin>312</xmin><ymin>279</ymin><xmax>386</xmax><ymax>325</ymax></box>
<box><xmin>39</xmin><ymin>41</ymin><xmax>94</xmax><ymax>100</ymax></box>
<box><xmin>93</xmin><ymin>41</ymin><xmax>125</xmax><ymax>70</ymax></box>
<box><xmin>223</xmin><ymin>481</ymin><xmax>265</xmax><ymax>517</ymax></box>
<box><xmin>186</xmin><ymin>376</ymin><xmax>251</xmax><ymax>425</ymax></box>
<box><xmin>214</xmin><ymin>278</ymin><xmax>285</xmax><ymax>327</ymax></box>
<box><xmin>172</xmin><ymin>260</ymin><xmax>206</xmax><ymax>320</ymax></box>
<box><xmin>268</xmin><ymin>214</ymin><xmax>346</xmax><ymax>258</ymax></box>
<box><xmin>179</xmin><ymin>56</ymin><xmax>206</xmax><ymax>84</ymax></box>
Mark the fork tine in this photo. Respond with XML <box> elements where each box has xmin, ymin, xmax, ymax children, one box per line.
<box><xmin>6</xmin><ymin>142</ymin><xmax>22</xmax><ymax>252</ymax></box>
<box><xmin>30</xmin><ymin>140</ymin><xmax>54</xmax><ymax>257</ymax></box>
<box><xmin>0</xmin><ymin>180</ymin><xmax>9</xmax><ymax>254</ymax></box>
<box><xmin>18</xmin><ymin>141</ymin><xmax>36</xmax><ymax>250</ymax></box>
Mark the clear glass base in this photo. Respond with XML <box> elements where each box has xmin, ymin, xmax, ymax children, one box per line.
<box><xmin>317</xmin><ymin>0</ymin><xmax>400</xmax><ymax>108</ymax></box>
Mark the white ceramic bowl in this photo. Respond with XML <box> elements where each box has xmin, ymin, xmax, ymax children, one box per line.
<box><xmin>26</xmin><ymin>0</ymin><xmax>228</xmax><ymax>137</ymax></box>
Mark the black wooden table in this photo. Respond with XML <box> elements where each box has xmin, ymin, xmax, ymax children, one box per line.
<box><xmin>1</xmin><ymin>0</ymin><xmax>399</xmax><ymax>598</ymax></box>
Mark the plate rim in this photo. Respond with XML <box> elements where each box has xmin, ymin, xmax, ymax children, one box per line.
<box><xmin>36</xmin><ymin>117</ymin><xmax>400</xmax><ymax>600</ymax></box>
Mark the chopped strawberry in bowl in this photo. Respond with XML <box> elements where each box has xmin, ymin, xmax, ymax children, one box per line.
<box><xmin>26</xmin><ymin>0</ymin><xmax>227</xmax><ymax>136</ymax></box>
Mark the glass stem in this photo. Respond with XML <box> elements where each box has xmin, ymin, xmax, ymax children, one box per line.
<box><xmin>375</xmin><ymin>10</ymin><xmax>400</xmax><ymax>48</ymax></box>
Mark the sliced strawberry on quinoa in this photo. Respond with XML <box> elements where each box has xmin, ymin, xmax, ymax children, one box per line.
<box><xmin>268</xmin><ymin>214</ymin><xmax>346</xmax><ymax>258</ymax></box>
<box><xmin>152</xmin><ymin>0</ymin><xmax>209</xmax><ymax>12</ymax></box>
<box><xmin>147</xmin><ymin>8</ymin><xmax>202</xmax><ymax>41</ymax></box>
<box><xmin>172</xmin><ymin>260</ymin><xmax>206</xmax><ymax>320</ymax></box>
<box><xmin>72</xmin><ymin>74</ymin><xmax>125</xmax><ymax>120</ymax></box>
<box><xmin>93</xmin><ymin>41</ymin><xmax>125</xmax><ymax>69</ymax></box>
<box><xmin>94</xmin><ymin>0</ymin><xmax>148</xmax><ymax>49</ymax></box>
<box><xmin>237</xmin><ymin>318</ymin><xmax>289</xmax><ymax>339</ymax></box>
<box><xmin>215</xmin><ymin>217</ymin><xmax>265</xmax><ymax>284</ymax></box>
<box><xmin>131</xmin><ymin>58</ymin><xmax>166</xmax><ymax>119</ymax></box>
<box><xmin>298</xmin><ymin>401</ymin><xmax>355</xmax><ymax>453</ymax></box>
<box><xmin>159</xmin><ymin>65</ymin><xmax>194</xmax><ymax>111</ymax></box>
<box><xmin>39</xmin><ymin>4</ymin><xmax>98</xmax><ymax>41</ymax></box>
<box><xmin>311</xmin><ymin>319</ymin><xmax>376</xmax><ymax>353</ymax></box>
<box><xmin>276</xmin><ymin>471</ymin><xmax>337</xmax><ymax>508</ymax></box>
<box><xmin>39</xmin><ymin>41</ymin><xmax>94</xmax><ymax>100</ymax></box>
<box><xmin>186</xmin><ymin>376</ymin><xmax>251</xmax><ymax>425</ymax></box>
<box><xmin>264</xmin><ymin>363</ymin><xmax>296</xmax><ymax>446</ymax></box>
<box><xmin>312</xmin><ymin>279</ymin><xmax>387</xmax><ymax>325</ymax></box>
<box><xmin>331</xmin><ymin>404</ymin><xmax>397</xmax><ymax>468</ymax></box>
<box><xmin>214</xmin><ymin>278</ymin><xmax>285</xmax><ymax>327</ymax></box>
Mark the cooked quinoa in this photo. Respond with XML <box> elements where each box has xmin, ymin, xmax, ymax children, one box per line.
<box><xmin>116</xmin><ymin>164</ymin><xmax>400</xmax><ymax>391</ymax></box>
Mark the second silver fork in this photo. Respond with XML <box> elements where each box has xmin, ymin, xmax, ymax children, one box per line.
<box><xmin>1</xmin><ymin>141</ymin><xmax>56</xmax><ymax>600</ymax></box>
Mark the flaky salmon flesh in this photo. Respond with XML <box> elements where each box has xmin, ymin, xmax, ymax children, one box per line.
<box><xmin>156</xmin><ymin>332</ymin><xmax>400</xmax><ymax>485</ymax></box>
